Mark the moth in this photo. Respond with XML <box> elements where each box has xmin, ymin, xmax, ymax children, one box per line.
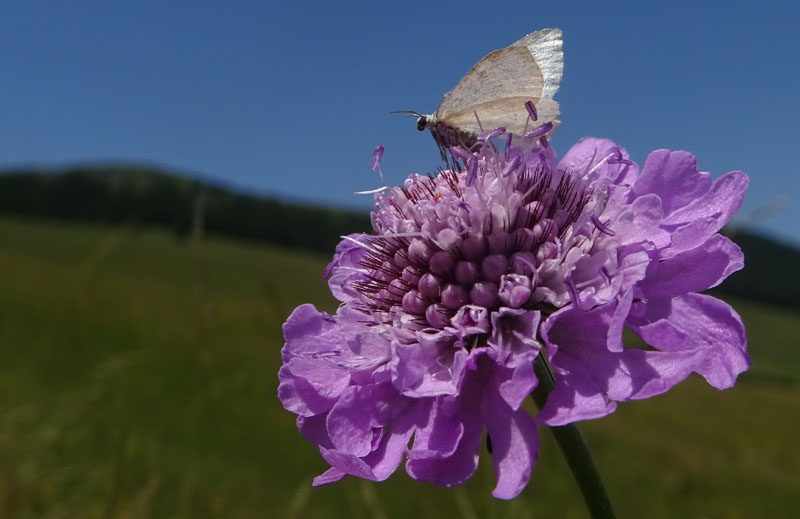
<box><xmin>401</xmin><ymin>28</ymin><xmax>563</xmax><ymax>159</ymax></box>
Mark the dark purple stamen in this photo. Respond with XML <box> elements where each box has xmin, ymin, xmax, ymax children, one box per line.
<box><xmin>607</xmin><ymin>147</ymin><xmax>633</xmax><ymax>166</ymax></box>
<box><xmin>370</xmin><ymin>144</ymin><xmax>385</xmax><ymax>170</ymax></box>
<box><xmin>599</xmin><ymin>266</ymin><xmax>612</xmax><ymax>285</ymax></box>
<box><xmin>525</xmin><ymin>100</ymin><xmax>538</xmax><ymax>121</ymax></box>
<box><xmin>502</xmin><ymin>153</ymin><xmax>522</xmax><ymax>177</ymax></box>
<box><xmin>451</xmin><ymin>146</ymin><xmax>471</xmax><ymax>162</ymax></box>
<box><xmin>466</xmin><ymin>155</ymin><xmax>479</xmax><ymax>186</ymax></box>
<box><xmin>478</xmin><ymin>127</ymin><xmax>506</xmax><ymax>142</ymax></box>
<box><xmin>565</xmin><ymin>274</ymin><xmax>582</xmax><ymax>310</ymax></box>
<box><xmin>591</xmin><ymin>214</ymin><xmax>616</xmax><ymax>236</ymax></box>
<box><xmin>525</xmin><ymin>122</ymin><xmax>554</xmax><ymax>139</ymax></box>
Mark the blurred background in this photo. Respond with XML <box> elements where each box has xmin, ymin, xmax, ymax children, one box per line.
<box><xmin>0</xmin><ymin>0</ymin><xmax>798</xmax><ymax>517</ymax></box>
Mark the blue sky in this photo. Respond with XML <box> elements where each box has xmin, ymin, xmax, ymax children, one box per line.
<box><xmin>1</xmin><ymin>0</ymin><xmax>799</xmax><ymax>244</ymax></box>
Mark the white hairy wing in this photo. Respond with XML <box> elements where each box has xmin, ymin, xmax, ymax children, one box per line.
<box><xmin>435</xmin><ymin>46</ymin><xmax>544</xmax><ymax>120</ymax></box>
<box><xmin>511</xmin><ymin>28</ymin><xmax>563</xmax><ymax>100</ymax></box>
<box><xmin>440</xmin><ymin>97</ymin><xmax>559</xmax><ymax>137</ymax></box>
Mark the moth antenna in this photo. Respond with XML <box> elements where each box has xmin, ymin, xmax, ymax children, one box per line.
<box><xmin>390</xmin><ymin>110</ymin><xmax>424</xmax><ymax>118</ymax></box>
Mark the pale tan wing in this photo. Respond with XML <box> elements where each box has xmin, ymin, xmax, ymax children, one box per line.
<box><xmin>511</xmin><ymin>28</ymin><xmax>563</xmax><ymax>99</ymax></box>
<box><xmin>441</xmin><ymin>97</ymin><xmax>559</xmax><ymax>137</ymax></box>
<box><xmin>436</xmin><ymin>46</ymin><xmax>543</xmax><ymax>120</ymax></box>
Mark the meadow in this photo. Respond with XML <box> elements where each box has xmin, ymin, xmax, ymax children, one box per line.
<box><xmin>0</xmin><ymin>215</ymin><xmax>797</xmax><ymax>518</ymax></box>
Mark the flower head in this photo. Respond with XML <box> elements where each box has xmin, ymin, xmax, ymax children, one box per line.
<box><xmin>278</xmin><ymin>131</ymin><xmax>749</xmax><ymax>498</ymax></box>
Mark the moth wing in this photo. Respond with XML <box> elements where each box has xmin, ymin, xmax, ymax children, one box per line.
<box><xmin>441</xmin><ymin>97</ymin><xmax>559</xmax><ymax>137</ymax></box>
<box><xmin>436</xmin><ymin>46</ymin><xmax>544</xmax><ymax>120</ymax></box>
<box><xmin>511</xmin><ymin>28</ymin><xmax>563</xmax><ymax>100</ymax></box>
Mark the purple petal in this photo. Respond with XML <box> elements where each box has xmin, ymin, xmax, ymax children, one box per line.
<box><xmin>613</xmin><ymin>348</ymin><xmax>707</xmax><ymax>400</ymax></box>
<box><xmin>405</xmin><ymin>412</ymin><xmax>483</xmax><ymax>487</ymax></box>
<box><xmin>485</xmin><ymin>386</ymin><xmax>539</xmax><ymax>499</ymax></box>
<box><xmin>615</xmin><ymin>242</ymin><xmax>656</xmax><ymax>292</ymax></box>
<box><xmin>498</xmin><ymin>357</ymin><xmax>538</xmax><ymax>411</ymax></box>
<box><xmin>391</xmin><ymin>333</ymin><xmax>466</xmax><ymax>397</ymax></box>
<box><xmin>319</xmin><ymin>447</ymin><xmax>377</xmax><ymax>480</ymax></box>
<box><xmin>362</xmin><ymin>404</ymin><xmax>421</xmax><ymax>481</ymax></box>
<box><xmin>662</xmin><ymin>170</ymin><xmax>748</xmax><ymax>227</ymax></box>
<box><xmin>535</xmin><ymin>369</ymin><xmax>617</xmax><ymax>426</ymax></box>
<box><xmin>278</xmin><ymin>358</ymin><xmax>351</xmax><ymax>417</ymax></box>
<box><xmin>627</xmin><ymin>293</ymin><xmax>749</xmax><ymax>389</ymax></box>
<box><xmin>544</xmin><ymin>291</ymin><xmax>630</xmax><ymax>354</ymax></box>
<box><xmin>325</xmin><ymin>234</ymin><xmax>369</xmax><ymax>303</ymax></box>
<box><xmin>297</xmin><ymin>414</ymin><xmax>334</xmax><ymax>449</ymax></box>
<box><xmin>312</xmin><ymin>467</ymin><xmax>346</xmax><ymax>486</ymax></box>
<box><xmin>281</xmin><ymin>304</ymin><xmax>335</xmax><ymax>359</ymax></box>
<box><xmin>326</xmin><ymin>384</ymin><xmax>396</xmax><ymax>456</ymax></box>
<box><xmin>559</xmin><ymin>138</ymin><xmax>638</xmax><ymax>184</ymax></box>
<box><xmin>451</xmin><ymin>305</ymin><xmax>490</xmax><ymax>336</ymax></box>
<box><xmin>611</xmin><ymin>194</ymin><xmax>669</xmax><ymax>248</ymax></box>
<box><xmin>632</xmin><ymin>150</ymin><xmax>711</xmax><ymax>215</ymax></box>
<box><xmin>319</xmin><ymin>401</ymin><xmax>421</xmax><ymax>483</ymax></box>
<box><xmin>536</xmin><ymin>294</ymin><xmax>633</xmax><ymax>425</ymax></box>
<box><xmin>408</xmin><ymin>399</ymin><xmax>464</xmax><ymax>459</ymax></box>
<box><xmin>639</xmin><ymin>234</ymin><xmax>744</xmax><ymax>298</ymax></box>
<box><xmin>488</xmin><ymin>308</ymin><xmax>541</xmax><ymax>365</ymax></box>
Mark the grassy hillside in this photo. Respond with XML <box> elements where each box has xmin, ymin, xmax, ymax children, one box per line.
<box><xmin>0</xmin><ymin>215</ymin><xmax>797</xmax><ymax>518</ymax></box>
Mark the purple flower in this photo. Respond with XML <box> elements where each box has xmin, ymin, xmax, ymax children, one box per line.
<box><xmin>278</xmin><ymin>133</ymin><xmax>749</xmax><ymax>498</ymax></box>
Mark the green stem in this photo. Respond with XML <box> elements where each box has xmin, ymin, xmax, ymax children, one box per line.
<box><xmin>532</xmin><ymin>355</ymin><xmax>617</xmax><ymax>519</ymax></box>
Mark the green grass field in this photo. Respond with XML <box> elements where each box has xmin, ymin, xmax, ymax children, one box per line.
<box><xmin>0</xmin><ymin>215</ymin><xmax>797</xmax><ymax>518</ymax></box>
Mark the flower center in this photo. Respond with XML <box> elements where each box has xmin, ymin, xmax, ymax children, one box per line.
<box><xmin>353</xmin><ymin>158</ymin><xmax>592</xmax><ymax>334</ymax></box>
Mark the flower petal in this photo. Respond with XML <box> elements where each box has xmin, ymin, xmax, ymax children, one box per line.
<box><xmin>312</xmin><ymin>467</ymin><xmax>346</xmax><ymax>486</ymax></box>
<box><xmin>627</xmin><ymin>293</ymin><xmax>749</xmax><ymax>389</ymax></box>
<box><xmin>319</xmin><ymin>447</ymin><xmax>377</xmax><ymax>481</ymax></box>
<box><xmin>280</xmin><ymin>304</ymin><xmax>336</xmax><ymax>360</ymax></box>
<box><xmin>662</xmin><ymin>171</ymin><xmax>748</xmax><ymax>228</ymax></box>
<box><xmin>362</xmin><ymin>404</ymin><xmax>421</xmax><ymax>481</ymax></box>
<box><xmin>536</xmin><ymin>293</ymin><xmax>633</xmax><ymax>425</ymax></box>
<box><xmin>633</xmin><ymin>150</ymin><xmax>711</xmax><ymax>215</ymax></box>
<box><xmin>278</xmin><ymin>359</ymin><xmax>351</xmax><ymax>417</ymax></box>
<box><xmin>559</xmin><ymin>137</ymin><xmax>638</xmax><ymax>184</ymax></box>
<box><xmin>325</xmin><ymin>234</ymin><xmax>369</xmax><ymax>303</ymax></box>
<box><xmin>408</xmin><ymin>399</ymin><xmax>464</xmax><ymax>459</ymax></box>
<box><xmin>488</xmin><ymin>307</ymin><xmax>541</xmax><ymax>364</ymax></box>
<box><xmin>326</xmin><ymin>382</ymin><xmax>399</xmax><ymax>456</ymax></box>
<box><xmin>405</xmin><ymin>412</ymin><xmax>483</xmax><ymax>487</ymax></box>
<box><xmin>535</xmin><ymin>368</ymin><xmax>617</xmax><ymax>426</ymax></box>
<box><xmin>391</xmin><ymin>333</ymin><xmax>466</xmax><ymax>397</ymax></box>
<box><xmin>498</xmin><ymin>357</ymin><xmax>538</xmax><ymax>411</ymax></box>
<box><xmin>639</xmin><ymin>234</ymin><xmax>744</xmax><ymax>298</ymax></box>
<box><xmin>485</xmin><ymin>375</ymin><xmax>539</xmax><ymax>499</ymax></box>
<box><xmin>612</xmin><ymin>194</ymin><xmax>669</xmax><ymax>248</ymax></box>
<box><xmin>297</xmin><ymin>414</ymin><xmax>334</xmax><ymax>449</ymax></box>
<box><xmin>613</xmin><ymin>348</ymin><xmax>707</xmax><ymax>400</ymax></box>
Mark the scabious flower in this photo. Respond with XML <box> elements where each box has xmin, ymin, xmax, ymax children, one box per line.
<box><xmin>278</xmin><ymin>131</ymin><xmax>749</xmax><ymax>499</ymax></box>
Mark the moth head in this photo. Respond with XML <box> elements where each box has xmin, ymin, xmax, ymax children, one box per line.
<box><xmin>390</xmin><ymin>110</ymin><xmax>428</xmax><ymax>131</ymax></box>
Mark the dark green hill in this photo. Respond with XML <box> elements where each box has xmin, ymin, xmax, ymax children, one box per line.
<box><xmin>0</xmin><ymin>165</ymin><xmax>370</xmax><ymax>254</ymax></box>
<box><xmin>717</xmin><ymin>229</ymin><xmax>800</xmax><ymax>308</ymax></box>
<box><xmin>0</xmin><ymin>165</ymin><xmax>796</xmax><ymax>307</ymax></box>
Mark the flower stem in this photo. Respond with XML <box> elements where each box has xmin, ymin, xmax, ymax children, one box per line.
<box><xmin>532</xmin><ymin>355</ymin><xmax>617</xmax><ymax>519</ymax></box>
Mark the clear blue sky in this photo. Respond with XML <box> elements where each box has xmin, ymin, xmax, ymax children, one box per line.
<box><xmin>1</xmin><ymin>0</ymin><xmax>798</xmax><ymax>244</ymax></box>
